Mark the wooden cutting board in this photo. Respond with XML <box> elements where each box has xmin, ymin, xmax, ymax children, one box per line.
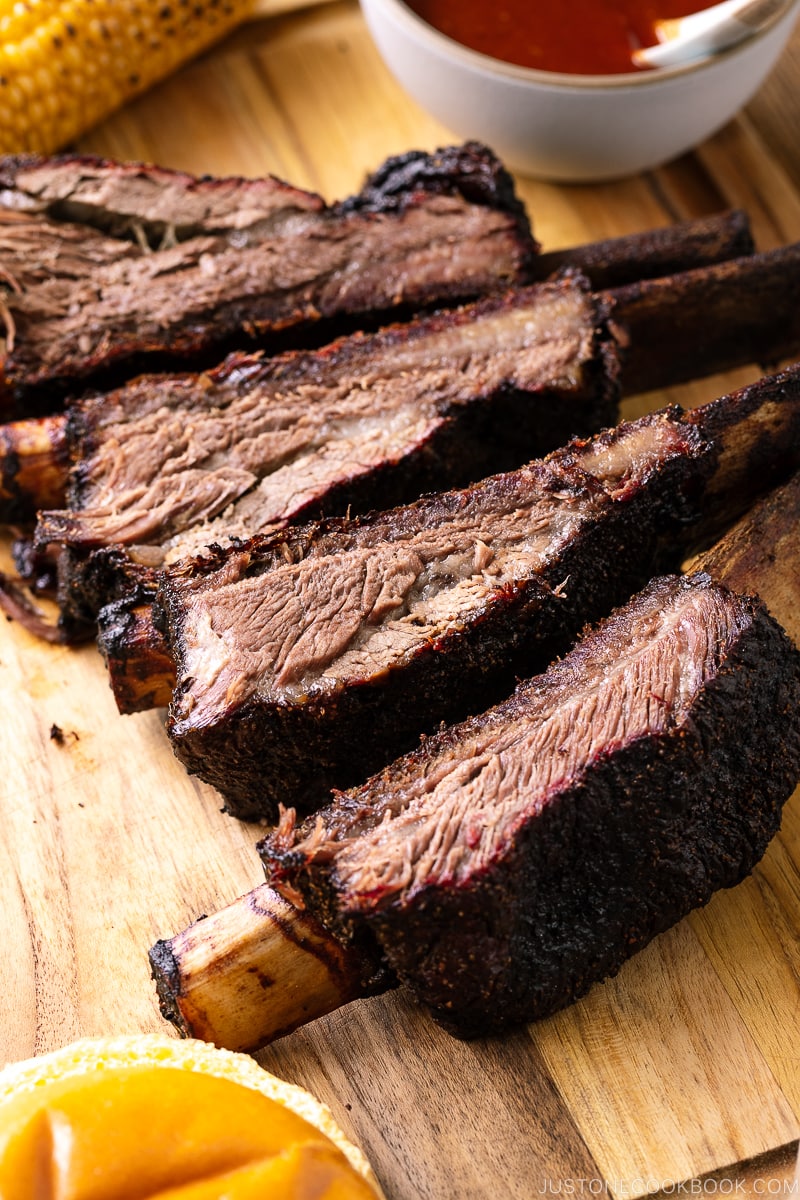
<box><xmin>2</xmin><ymin>3</ymin><xmax>800</xmax><ymax>1196</ymax></box>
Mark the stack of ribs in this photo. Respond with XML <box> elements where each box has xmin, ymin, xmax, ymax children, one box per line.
<box><xmin>2</xmin><ymin>143</ymin><xmax>800</xmax><ymax>1051</ymax></box>
<box><xmin>0</xmin><ymin>143</ymin><xmax>539</xmax><ymax>414</ymax></box>
<box><xmin>5</xmin><ymin>143</ymin><xmax>758</xmax><ymax>633</ymax></box>
<box><xmin>92</xmin><ymin>367</ymin><xmax>794</xmax><ymax>820</ymax></box>
<box><xmin>149</xmin><ymin>472</ymin><xmax>800</xmax><ymax>1051</ymax></box>
<box><xmin>4</xmin><ymin>148</ymin><xmax>800</xmax><ymax>674</ymax></box>
<box><xmin>4</xmin><ymin>225</ymin><xmax>800</xmax><ymax>663</ymax></box>
<box><xmin>1</xmin><ymin>142</ymin><xmax>769</xmax><ymax>419</ymax></box>
<box><xmin>1</xmin><ymin>146</ymin><xmax>799</xmax><ymax>723</ymax></box>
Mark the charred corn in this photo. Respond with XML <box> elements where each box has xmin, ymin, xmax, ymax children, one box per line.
<box><xmin>0</xmin><ymin>0</ymin><xmax>258</xmax><ymax>155</ymax></box>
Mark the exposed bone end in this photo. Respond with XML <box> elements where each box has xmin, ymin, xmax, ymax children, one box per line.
<box><xmin>684</xmin><ymin>365</ymin><xmax>800</xmax><ymax>551</ymax></box>
<box><xmin>610</xmin><ymin>243</ymin><xmax>800</xmax><ymax>397</ymax></box>
<box><xmin>690</xmin><ymin>469</ymin><xmax>800</xmax><ymax>644</ymax></box>
<box><xmin>0</xmin><ymin>412</ymin><xmax>68</xmax><ymax>519</ymax></box>
<box><xmin>98</xmin><ymin>600</ymin><xmax>176</xmax><ymax>713</ymax></box>
<box><xmin>149</xmin><ymin>883</ymin><xmax>388</xmax><ymax>1053</ymax></box>
<box><xmin>534</xmin><ymin>209</ymin><xmax>753</xmax><ymax>290</ymax></box>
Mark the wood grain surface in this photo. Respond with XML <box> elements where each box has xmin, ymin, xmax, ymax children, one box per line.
<box><xmin>2</xmin><ymin>3</ymin><xmax>800</xmax><ymax>1197</ymax></box>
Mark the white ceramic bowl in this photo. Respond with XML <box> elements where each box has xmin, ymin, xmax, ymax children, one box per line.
<box><xmin>360</xmin><ymin>0</ymin><xmax>799</xmax><ymax>181</ymax></box>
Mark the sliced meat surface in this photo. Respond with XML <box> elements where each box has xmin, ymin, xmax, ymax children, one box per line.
<box><xmin>0</xmin><ymin>154</ymin><xmax>322</xmax><ymax>235</ymax></box>
<box><xmin>0</xmin><ymin>144</ymin><xmax>536</xmax><ymax>410</ymax></box>
<box><xmin>40</xmin><ymin>278</ymin><xmax>617</xmax><ymax>554</ymax></box>
<box><xmin>46</xmin><ymin>277</ymin><xmax>620</xmax><ymax>638</ymax></box>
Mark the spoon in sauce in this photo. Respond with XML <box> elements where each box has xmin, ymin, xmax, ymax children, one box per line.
<box><xmin>633</xmin><ymin>0</ymin><xmax>796</xmax><ymax>67</ymax></box>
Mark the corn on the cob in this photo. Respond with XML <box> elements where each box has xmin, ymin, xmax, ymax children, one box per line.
<box><xmin>0</xmin><ymin>0</ymin><xmax>258</xmax><ymax>154</ymax></box>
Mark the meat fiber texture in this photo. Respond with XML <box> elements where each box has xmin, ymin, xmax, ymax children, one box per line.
<box><xmin>0</xmin><ymin>144</ymin><xmax>537</xmax><ymax>412</ymax></box>
<box><xmin>160</xmin><ymin>408</ymin><xmax>713</xmax><ymax>821</ymax></box>
<box><xmin>44</xmin><ymin>276</ymin><xmax>619</xmax><ymax>634</ymax></box>
<box><xmin>261</xmin><ymin>573</ymin><xmax>800</xmax><ymax>1037</ymax></box>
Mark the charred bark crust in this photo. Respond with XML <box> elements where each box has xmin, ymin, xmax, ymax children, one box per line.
<box><xmin>338</xmin><ymin>141</ymin><xmax>533</xmax><ymax>233</ymax></box>
<box><xmin>95</xmin><ymin>587</ymin><xmax>175</xmax><ymax>713</ymax></box>
<box><xmin>612</xmin><ymin>243</ymin><xmax>800</xmax><ymax>396</ymax></box>
<box><xmin>530</xmin><ymin>209</ymin><xmax>754</xmax><ymax>290</ymax></box>
<box><xmin>52</xmin><ymin>546</ymin><xmax>153</xmax><ymax>640</ymax></box>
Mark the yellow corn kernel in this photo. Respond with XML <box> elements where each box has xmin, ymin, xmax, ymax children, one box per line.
<box><xmin>0</xmin><ymin>0</ymin><xmax>258</xmax><ymax>154</ymax></box>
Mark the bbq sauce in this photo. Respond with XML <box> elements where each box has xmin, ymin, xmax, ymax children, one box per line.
<box><xmin>405</xmin><ymin>0</ymin><xmax>719</xmax><ymax>74</ymax></box>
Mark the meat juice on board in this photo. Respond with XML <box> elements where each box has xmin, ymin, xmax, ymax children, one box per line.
<box><xmin>404</xmin><ymin>0</ymin><xmax>720</xmax><ymax>74</ymax></box>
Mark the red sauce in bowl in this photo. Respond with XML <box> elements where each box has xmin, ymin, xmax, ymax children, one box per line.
<box><xmin>404</xmin><ymin>0</ymin><xmax>720</xmax><ymax>74</ymax></box>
